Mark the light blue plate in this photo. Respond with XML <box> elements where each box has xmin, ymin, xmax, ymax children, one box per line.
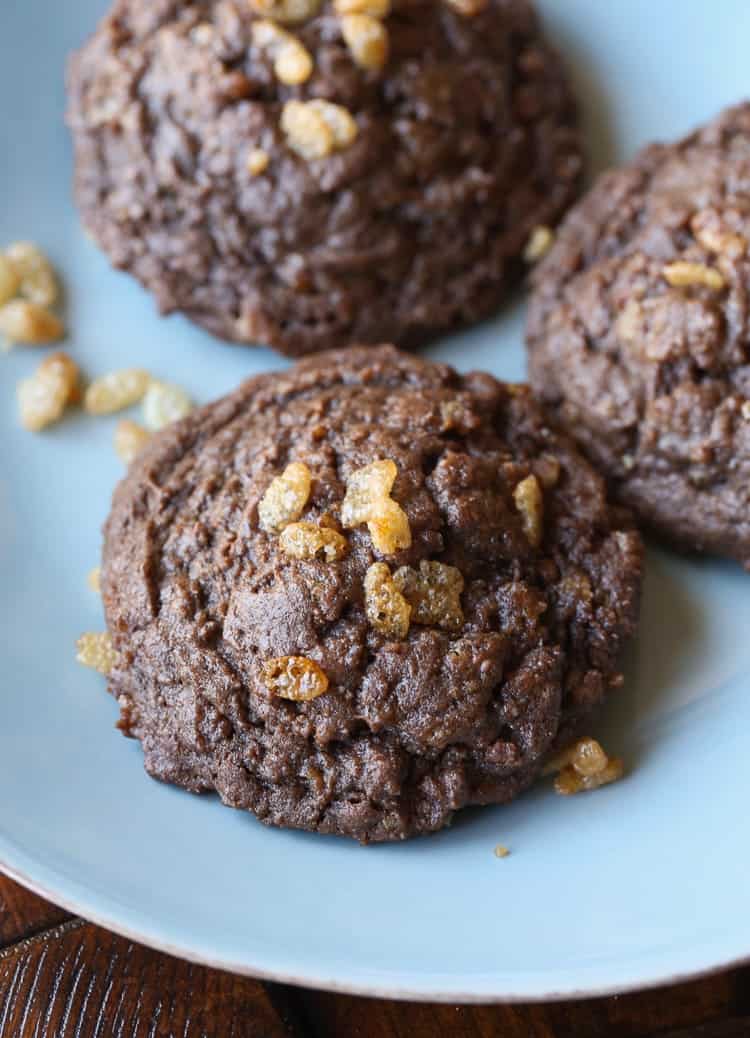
<box><xmin>2</xmin><ymin>0</ymin><xmax>750</xmax><ymax>1003</ymax></box>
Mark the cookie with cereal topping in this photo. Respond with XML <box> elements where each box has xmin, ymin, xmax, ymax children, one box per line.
<box><xmin>101</xmin><ymin>346</ymin><xmax>642</xmax><ymax>842</ymax></box>
<box><xmin>526</xmin><ymin>102</ymin><xmax>750</xmax><ymax>567</ymax></box>
<box><xmin>66</xmin><ymin>0</ymin><xmax>582</xmax><ymax>357</ymax></box>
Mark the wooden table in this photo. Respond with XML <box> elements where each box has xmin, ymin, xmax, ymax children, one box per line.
<box><xmin>1</xmin><ymin>873</ymin><xmax>748</xmax><ymax>1037</ymax></box>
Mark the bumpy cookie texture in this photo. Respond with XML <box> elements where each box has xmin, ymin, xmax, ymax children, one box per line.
<box><xmin>67</xmin><ymin>0</ymin><xmax>581</xmax><ymax>357</ymax></box>
<box><xmin>102</xmin><ymin>346</ymin><xmax>642</xmax><ymax>842</ymax></box>
<box><xmin>527</xmin><ymin>103</ymin><xmax>750</xmax><ymax>566</ymax></box>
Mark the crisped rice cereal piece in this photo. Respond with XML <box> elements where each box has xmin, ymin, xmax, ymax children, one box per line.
<box><xmin>6</xmin><ymin>242</ymin><xmax>59</xmax><ymax>307</ymax></box>
<box><xmin>0</xmin><ymin>300</ymin><xmax>64</xmax><ymax>346</ymax></box>
<box><xmin>364</xmin><ymin>561</ymin><xmax>411</xmax><ymax>638</ymax></box>
<box><xmin>114</xmin><ymin>419</ymin><xmax>151</xmax><ymax>464</ymax></box>
<box><xmin>84</xmin><ymin>368</ymin><xmax>150</xmax><ymax>415</ymax></box>
<box><xmin>142</xmin><ymin>379</ymin><xmax>192</xmax><ymax>430</ymax></box>
<box><xmin>76</xmin><ymin>631</ymin><xmax>119</xmax><ymax>675</ymax></box>
<box><xmin>258</xmin><ymin>462</ymin><xmax>312</xmax><ymax>533</ymax></box>
<box><xmin>261</xmin><ymin>655</ymin><xmax>329</xmax><ymax>700</ymax></box>
<box><xmin>393</xmin><ymin>559</ymin><xmax>464</xmax><ymax>630</ymax></box>
<box><xmin>279</xmin><ymin>520</ymin><xmax>348</xmax><ymax>561</ymax></box>
<box><xmin>17</xmin><ymin>351</ymin><xmax>79</xmax><ymax>431</ymax></box>
<box><xmin>341</xmin><ymin>459</ymin><xmax>411</xmax><ymax>554</ymax></box>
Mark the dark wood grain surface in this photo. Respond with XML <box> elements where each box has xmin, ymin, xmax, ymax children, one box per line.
<box><xmin>0</xmin><ymin>874</ymin><xmax>748</xmax><ymax>1037</ymax></box>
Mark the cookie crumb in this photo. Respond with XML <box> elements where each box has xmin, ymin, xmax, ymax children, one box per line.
<box><xmin>262</xmin><ymin>655</ymin><xmax>329</xmax><ymax>701</ymax></box>
<box><xmin>87</xmin><ymin>567</ymin><xmax>101</xmax><ymax>593</ymax></box>
<box><xmin>493</xmin><ymin>844</ymin><xmax>510</xmax><ymax>859</ymax></box>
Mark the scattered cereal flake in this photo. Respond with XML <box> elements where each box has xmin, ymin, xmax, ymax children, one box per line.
<box><xmin>259</xmin><ymin>462</ymin><xmax>312</xmax><ymax>533</ymax></box>
<box><xmin>87</xmin><ymin>567</ymin><xmax>101</xmax><ymax>593</ymax></box>
<box><xmin>443</xmin><ymin>0</ymin><xmax>489</xmax><ymax>15</ymax></box>
<box><xmin>340</xmin><ymin>13</ymin><xmax>389</xmax><ymax>71</ymax></box>
<box><xmin>0</xmin><ymin>300</ymin><xmax>64</xmax><ymax>346</ymax></box>
<box><xmin>546</xmin><ymin>737</ymin><xmax>624</xmax><ymax>795</ymax></box>
<box><xmin>513</xmin><ymin>474</ymin><xmax>544</xmax><ymax>548</ymax></box>
<box><xmin>281</xmin><ymin>99</ymin><xmax>358</xmax><ymax>161</ymax></box>
<box><xmin>334</xmin><ymin>0</ymin><xmax>390</xmax><ymax>14</ymax></box>
<box><xmin>493</xmin><ymin>844</ymin><xmax>510</xmax><ymax>859</ymax></box>
<box><xmin>523</xmin><ymin>225</ymin><xmax>554</xmax><ymax>264</ymax></box>
<box><xmin>251</xmin><ymin>20</ymin><xmax>313</xmax><ymax>85</ymax></box>
<box><xmin>364</xmin><ymin>561</ymin><xmax>411</xmax><ymax>638</ymax></box>
<box><xmin>554</xmin><ymin>757</ymin><xmax>624</xmax><ymax>796</ymax></box>
<box><xmin>247</xmin><ymin>0</ymin><xmax>322</xmax><ymax>23</ymax></box>
<box><xmin>279</xmin><ymin>520</ymin><xmax>348</xmax><ymax>561</ymax></box>
<box><xmin>84</xmin><ymin>368</ymin><xmax>150</xmax><ymax>415</ymax></box>
<box><xmin>393</xmin><ymin>559</ymin><xmax>464</xmax><ymax>631</ymax></box>
<box><xmin>142</xmin><ymin>379</ymin><xmax>192</xmax><ymax>430</ymax></box>
<box><xmin>262</xmin><ymin>655</ymin><xmax>329</xmax><ymax>701</ymax></box>
<box><xmin>663</xmin><ymin>261</ymin><xmax>725</xmax><ymax>291</ymax></box>
<box><xmin>341</xmin><ymin>458</ymin><xmax>411</xmax><ymax>555</ymax></box>
<box><xmin>17</xmin><ymin>351</ymin><xmax>79</xmax><ymax>431</ymax></box>
<box><xmin>247</xmin><ymin>148</ymin><xmax>270</xmax><ymax>176</ymax></box>
<box><xmin>569</xmin><ymin>736</ymin><xmax>609</xmax><ymax>777</ymax></box>
<box><xmin>114</xmin><ymin>418</ymin><xmax>151</xmax><ymax>465</ymax></box>
<box><xmin>0</xmin><ymin>254</ymin><xmax>20</xmax><ymax>306</ymax></box>
<box><xmin>6</xmin><ymin>242</ymin><xmax>59</xmax><ymax>307</ymax></box>
<box><xmin>76</xmin><ymin>631</ymin><xmax>118</xmax><ymax>675</ymax></box>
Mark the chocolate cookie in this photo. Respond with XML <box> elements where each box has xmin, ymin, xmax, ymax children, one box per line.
<box><xmin>527</xmin><ymin>103</ymin><xmax>750</xmax><ymax>566</ymax></box>
<box><xmin>67</xmin><ymin>0</ymin><xmax>581</xmax><ymax>357</ymax></box>
<box><xmin>101</xmin><ymin>346</ymin><xmax>642</xmax><ymax>842</ymax></box>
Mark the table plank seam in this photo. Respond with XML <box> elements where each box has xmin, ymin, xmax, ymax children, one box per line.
<box><xmin>0</xmin><ymin>917</ymin><xmax>86</xmax><ymax>964</ymax></box>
